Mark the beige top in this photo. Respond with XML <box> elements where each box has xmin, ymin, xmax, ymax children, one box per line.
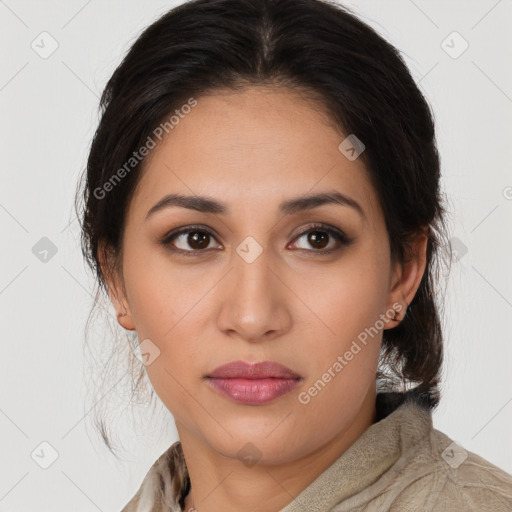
<box><xmin>121</xmin><ymin>392</ymin><xmax>512</xmax><ymax>511</ymax></box>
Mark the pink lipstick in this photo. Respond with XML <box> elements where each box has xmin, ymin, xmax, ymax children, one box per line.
<box><xmin>206</xmin><ymin>360</ymin><xmax>302</xmax><ymax>405</ymax></box>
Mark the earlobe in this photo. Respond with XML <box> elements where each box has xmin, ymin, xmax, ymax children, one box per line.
<box><xmin>111</xmin><ymin>289</ymin><xmax>136</xmax><ymax>331</ymax></box>
<box><xmin>107</xmin><ymin>280</ymin><xmax>136</xmax><ymax>331</ymax></box>
<box><xmin>117</xmin><ymin>310</ymin><xmax>136</xmax><ymax>331</ymax></box>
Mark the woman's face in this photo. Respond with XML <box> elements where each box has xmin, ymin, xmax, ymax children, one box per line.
<box><xmin>106</xmin><ymin>86</ymin><xmax>424</xmax><ymax>465</ymax></box>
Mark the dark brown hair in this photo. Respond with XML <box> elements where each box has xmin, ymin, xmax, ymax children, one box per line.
<box><xmin>75</xmin><ymin>0</ymin><xmax>452</xmax><ymax>457</ymax></box>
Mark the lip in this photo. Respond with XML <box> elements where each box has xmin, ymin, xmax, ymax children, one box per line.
<box><xmin>206</xmin><ymin>360</ymin><xmax>302</xmax><ymax>405</ymax></box>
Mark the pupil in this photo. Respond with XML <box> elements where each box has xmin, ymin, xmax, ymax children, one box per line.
<box><xmin>309</xmin><ymin>231</ymin><xmax>328</xmax><ymax>249</ymax></box>
<box><xmin>189</xmin><ymin>232</ymin><xmax>209</xmax><ymax>249</ymax></box>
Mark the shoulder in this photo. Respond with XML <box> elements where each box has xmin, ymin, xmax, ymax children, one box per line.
<box><xmin>121</xmin><ymin>442</ymin><xmax>189</xmax><ymax>512</ymax></box>
<box><xmin>387</xmin><ymin>427</ymin><xmax>512</xmax><ymax>511</ymax></box>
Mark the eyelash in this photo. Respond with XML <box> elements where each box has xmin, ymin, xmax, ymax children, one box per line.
<box><xmin>160</xmin><ymin>223</ymin><xmax>353</xmax><ymax>257</ymax></box>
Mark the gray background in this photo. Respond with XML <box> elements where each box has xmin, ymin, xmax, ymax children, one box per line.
<box><xmin>1</xmin><ymin>0</ymin><xmax>511</xmax><ymax>510</ymax></box>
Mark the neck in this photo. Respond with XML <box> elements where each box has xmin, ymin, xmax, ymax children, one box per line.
<box><xmin>179</xmin><ymin>389</ymin><xmax>377</xmax><ymax>512</ymax></box>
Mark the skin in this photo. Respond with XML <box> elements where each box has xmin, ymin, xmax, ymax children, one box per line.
<box><xmin>101</xmin><ymin>86</ymin><xmax>428</xmax><ymax>512</ymax></box>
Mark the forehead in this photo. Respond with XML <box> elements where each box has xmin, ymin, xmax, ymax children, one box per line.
<box><xmin>129</xmin><ymin>86</ymin><xmax>380</xmax><ymax>226</ymax></box>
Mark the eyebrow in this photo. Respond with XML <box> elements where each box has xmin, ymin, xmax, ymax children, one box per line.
<box><xmin>145</xmin><ymin>190</ymin><xmax>365</xmax><ymax>220</ymax></box>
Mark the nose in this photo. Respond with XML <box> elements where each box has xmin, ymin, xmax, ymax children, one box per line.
<box><xmin>216</xmin><ymin>244</ymin><xmax>292</xmax><ymax>343</ymax></box>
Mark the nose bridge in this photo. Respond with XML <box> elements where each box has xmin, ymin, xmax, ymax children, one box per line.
<box><xmin>232</xmin><ymin>237</ymin><xmax>277</xmax><ymax>308</ymax></box>
<box><xmin>216</xmin><ymin>235</ymin><xmax>290</xmax><ymax>340</ymax></box>
<box><xmin>231</xmin><ymin>217</ymin><xmax>278</xmax><ymax>296</ymax></box>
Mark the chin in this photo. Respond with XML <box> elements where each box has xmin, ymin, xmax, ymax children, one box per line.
<box><xmin>200</xmin><ymin>421</ymin><xmax>307</xmax><ymax>466</ymax></box>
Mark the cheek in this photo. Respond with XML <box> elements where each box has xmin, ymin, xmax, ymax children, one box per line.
<box><xmin>294</xmin><ymin>256</ymin><xmax>389</xmax><ymax>341</ymax></box>
<box><xmin>120</xmin><ymin>252</ymin><xmax>207</xmax><ymax>405</ymax></box>
<box><xmin>122</xmin><ymin>242</ymin><xmax>205</xmax><ymax>339</ymax></box>
<box><xmin>291</xmin><ymin>253</ymin><xmax>388</xmax><ymax>398</ymax></box>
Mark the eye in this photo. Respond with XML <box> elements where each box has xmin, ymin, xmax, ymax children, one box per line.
<box><xmin>288</xmin><ymin>223</ymin><xmax>352</xmax><ymax>254</ymax></box>
<box><xmin>161</xmin><ymin>223</ymin><xmax>353</xmax><ymax>257</ymax></box>
<box><xmin>161</xmin><ymin>225</ymin><xmax>222</xmax><ymax>255</ymax></box>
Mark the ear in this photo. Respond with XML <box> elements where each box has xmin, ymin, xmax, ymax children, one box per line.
<box><xmin>98</xmin><ymin>240</ymin><xmax>136</xmax><ymax>331</ymax></box>
<box><xmin>385</xmin><ymin>226</ymin><xmax>429</xmax><ymax>326</ymax></box>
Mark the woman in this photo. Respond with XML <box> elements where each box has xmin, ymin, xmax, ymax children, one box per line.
<box><xmin>75</xmin><ymin>0</ymin><xmax>512</xmax><ymax>510</ymax></box>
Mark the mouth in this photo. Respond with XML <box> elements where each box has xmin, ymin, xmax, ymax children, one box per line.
<box><xmin>206</xmin><ymin>360</ymin><xmax>303</xmax><ymax>405</ymax></box>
